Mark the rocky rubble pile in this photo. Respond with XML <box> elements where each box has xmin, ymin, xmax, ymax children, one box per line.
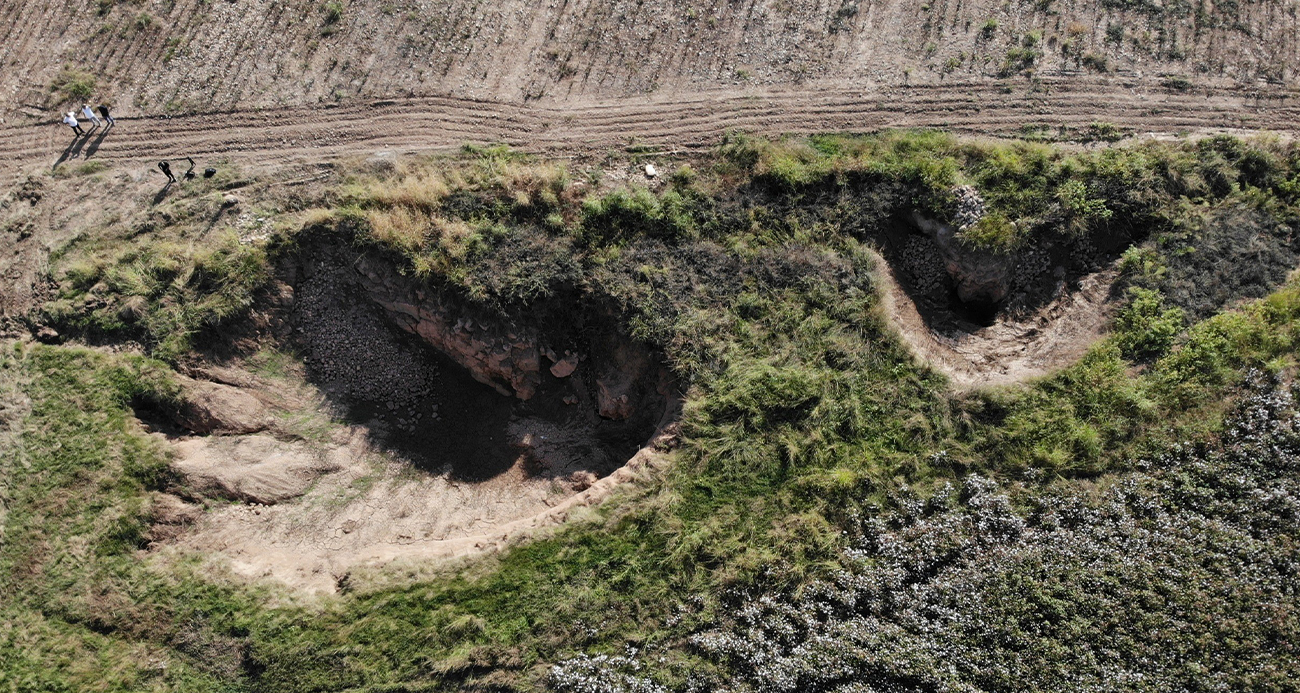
<box><xmin>951</xmin><ymin>184</ymin><xmax>986</xmax><ymax>231</ymax></box>
<box><xmin>292</xmin><ymin>263</ymin><xmax>436</xmax><ymax>412</ymax></box>
<box><xmin>897</xmin><ymin>235</ymin><xmax>949</xmax><ymax>301</ymax></box>
<box><xmin>1009</xmin><ymin>244</ymin><xmax>1053</xmax><ymax>294</ymax></box>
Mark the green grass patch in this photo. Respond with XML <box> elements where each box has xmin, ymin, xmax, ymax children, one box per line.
<box><xmin>50</xmin><ymin>67</ymin><xmax>96</xmax><ymax>103</ymax></box>
<box><xmin>0</xmin><ymin>343</ymin><xmax>272</xmax><ymax>690</ymax></box>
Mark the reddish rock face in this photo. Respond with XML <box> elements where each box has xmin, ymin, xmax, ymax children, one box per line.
<box><xmin>592</xmin><ymin>339</ymin><xmax>650</xmax><ymax>421</ymax></box>
<box><xmin>355</xmin><ymin>256</ymin><xmax>543</xmax><ymax>400</ymax></box>
<box><xmin>548</xmin><ymin>353</ymin><xmax>579</xmax><ymax>378</ymax></box>
<box><xmin>347</xmin><ymin>252</ymin><xmax>673</xmax><ymax>425</ymax></box>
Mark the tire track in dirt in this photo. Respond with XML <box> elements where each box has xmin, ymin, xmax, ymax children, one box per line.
<box><xmin>1</xmin><ymin>80</ymin><xmax>1296</xmax><ymax>179</ymax></box>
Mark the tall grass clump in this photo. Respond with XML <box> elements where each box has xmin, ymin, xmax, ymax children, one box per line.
<box><xmin>43</xmin><ymin>233</ymin><xmax>269</xmax><ymax>360</ymax></box>
<box><xmin>50</xmin><ymin>67</ymin><xmax>96</xmax><ymax>102</ymax></box>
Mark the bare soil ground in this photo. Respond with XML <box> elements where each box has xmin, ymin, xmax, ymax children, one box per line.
<box><xmin>4</xmin><ymin>0</ymin><xmax>1296</xmax><ymax>126</ymax></box>
<box><xmin>162</xmin><ymin>428</ymin><xmax>674</xmax><ymax>593</ymax></box>
<box><xmin>1</xmin><ymin>82</ymin><xmax>1298</xmax><ymax>181</ymax></box>
<box><xmin>150</xmin><ymin>348</ymin><xmax>679</xmax><ymax>593</ymax></box>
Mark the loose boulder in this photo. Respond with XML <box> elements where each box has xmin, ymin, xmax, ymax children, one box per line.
<box><xmin>171</xmin><ymin>376</ymin><xmax>273</xmax><ymax>435</ymax></box>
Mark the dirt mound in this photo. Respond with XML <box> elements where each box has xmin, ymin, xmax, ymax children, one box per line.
<box><xmin>171</xmin><ymin>434</ymin><xmax>342</xmax><ymax>505</ymax></box>
<box><xmin>168</xmin><ymin>375</ymin><xmax>275</xmax><ymax>435</ymax></box>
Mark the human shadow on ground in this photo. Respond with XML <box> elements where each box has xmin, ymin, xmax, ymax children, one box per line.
<box><xmin>152</xmin><ymin>179</ymin><xmax>174</xmax><ymax>205</ymax></box>
<box><xmin>82</xmin><ymin>125</ymin><xmax>112</xmax><ymax>160</ymax></box>
<box><xmin>51</xmin><ymin>132</ymin><xmax>89</xmax><ymax>170</ymax></box>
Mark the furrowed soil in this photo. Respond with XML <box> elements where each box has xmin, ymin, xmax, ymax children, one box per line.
<box><xmin>2</xmin><ymin>83</ymin><xmax>1299</xmax><ymax>180</ymax></box>
<box><xmin>4</xmin><ymin>0</ymin><xmax>1297</xmax><ymax>124</ymax></box>
<box><xmin>2</xmin><ymin>0</ymin><xmax>1299</xmax><ymax>179</ymax></box>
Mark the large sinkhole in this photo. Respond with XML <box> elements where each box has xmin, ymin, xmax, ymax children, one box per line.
<box><xmin>286</xmin><ymin>247</ymin><xmax>677</xmax><ymax>483</ymax></box>
<box><xmin>879</xmin><ymin>215</ymin><xmax>1134</xmax><ymax>332</ymax></box>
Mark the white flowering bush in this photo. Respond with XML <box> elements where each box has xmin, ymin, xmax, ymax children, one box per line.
<box><xmin>547</xmin><ymin>651</ymin><xmax>669</xmax><ymax>693</ymax></box>
<box><xmin>552</xmin><ymin>372</ymin><xmax>1300</xmax><ymax>692</ymax></box>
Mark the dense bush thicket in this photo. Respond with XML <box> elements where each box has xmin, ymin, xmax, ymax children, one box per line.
<box><xmin>551</xmin><ymin>372</ymin><xmax>1300</xmax><ymax>692</ymax></box>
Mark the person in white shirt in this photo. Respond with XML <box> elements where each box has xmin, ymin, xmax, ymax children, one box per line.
<box><xmin>82</xmin><ymin>104</ymin><xmax>103</xmax><ymax>128</ymax></box>
<box><xmin>62</xmin><ymin>112</ymin><xmax>85</xmax><ymax>136</ymax></box>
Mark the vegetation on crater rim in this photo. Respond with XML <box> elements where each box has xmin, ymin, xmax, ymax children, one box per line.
<box><xmin>6</xmin><ymin>130</ymin><xmax>1300</xmax><ymax>690</ymax></box>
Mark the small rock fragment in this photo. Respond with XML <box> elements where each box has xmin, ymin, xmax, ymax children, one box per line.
<box><xmin>549</xmin><ymin>353</ymin><xmax>579</xmax><ymax>378</ymax></box>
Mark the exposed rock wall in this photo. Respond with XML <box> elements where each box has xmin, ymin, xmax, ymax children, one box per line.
<box><xmin>351</xmin><ymin>253</ymin><xmax>669</xmax><ymax>423</ymax></box>
<box><xmin>589</xmin><ymin>334</ymin><xmax>652</xmax><ymax>421</ymax></box>
<box><xmin>354</xmin><ymin>255</ymin><xmax>543</xmax><ymax>400</ymax></box>
<box><xmin>910</xmin><ymin>210</ymin><xmax>1013</xmax><ymax>306</ymax></box>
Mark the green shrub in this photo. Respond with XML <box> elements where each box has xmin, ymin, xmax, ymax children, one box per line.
<box><xmin>50</xmin><ymin>67</ymin><xmax>96</xmax><ymax>102</ymax></box>
<box><xmin>16</xmin><ymin>131</ymin><xmax>1300</xmax><ymax>691</ymax></box>
<box><xmin>999</xmin><ymin>46</ymin><xmax>1040</xmax><ymax>76</ymax></box>
<box><xmin>1112</xmin><ymin>287</ymin><xmax>1185</xmax><ymax>359</ymax></box>
<box><xmin>323</xmin><ymin>0</ymin><xmax>343</xmax><ymax>23</ymax></box>
<box><xmin>1081</xmin><ymin>52</ymin><xmax>1108</xmax><ymax>72</ymax></box>
<box><xmin>1079</xmin><ymin>121</ymin><xmax>1124</xmax><ymax>143</ymax></box>
<box><xmin>581</xmin><ymin>186</ymin><xmax>697</xmax><ymax>246</ymax></box>
<box><xmin>1055</xmin><ymin>178</ymin><xmax>1112</xmax><ymax>235</ymax></box>
<box><xmin>960</xmin><ymin>210</ymin><xmax>1020</xmax><ymax>251</ymax></box>
<box><xmin>972</xmin><ymin>343</ymin><xmax>1156</xmax><ymax>473</ymax></box>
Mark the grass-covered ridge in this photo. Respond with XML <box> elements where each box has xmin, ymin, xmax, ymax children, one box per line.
<box><xmin>9</xmin><ymin>131</ymin><xmax>1300</xmax><ymax>690</ymax></box>
<box><xmin>0</xmin><ymin>343</ymin><xmax>270</xmax><ymax>690</ymax></box>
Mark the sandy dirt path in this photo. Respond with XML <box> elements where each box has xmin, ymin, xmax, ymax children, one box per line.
<box><xmin>2</xmin><ymin>81</ymin><xmax>1297</xmax><ymax>177</ymax></box>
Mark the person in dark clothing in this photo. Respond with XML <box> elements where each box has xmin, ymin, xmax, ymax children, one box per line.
<box><xmin>184</xmin><ymin>157</ymin><xmax>197</xmax><ymax>180</ymax></box>
<box><xmin>98</xmin><ymin>104</ymin><xmax>116</xmax><ymax>126</ymax></box>
<box><xmin>158</xmin><ymin>160</ymin><xmax>176</xmax><ymax>183</ymax></box>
